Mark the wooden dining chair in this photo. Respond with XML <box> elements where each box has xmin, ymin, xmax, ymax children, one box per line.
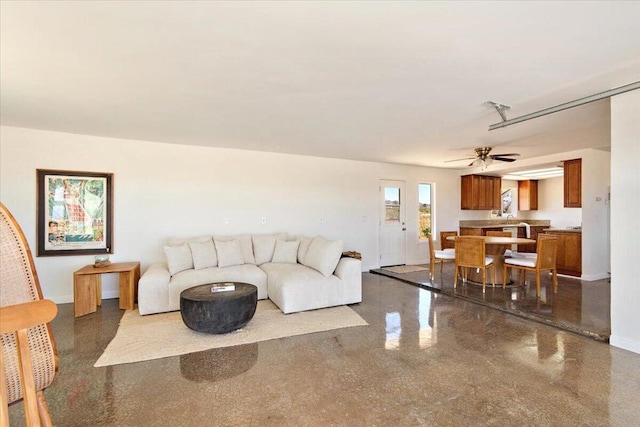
<box><xmin>0</xmin><ymin>203</ymin><xmax>59</xmax><ymax>426</ymax></box>
<box><xmin>428</xmin><ymin>233</ymin><xmax>455</xmax><ymax>279</ymax></box>
<box><xmin>439</xmin><ymin>231</ymin><xmax>458</xmax><ymax>251</ymax></box>
<box><xmin>503</xmin><ymin>236</ymin><xmax>559</xmax><ymax>295</ymax></box>
<box><xmin>454</xmin><ymin>236</ymin><xmax>496</xmax><ymax>293</ymax></box>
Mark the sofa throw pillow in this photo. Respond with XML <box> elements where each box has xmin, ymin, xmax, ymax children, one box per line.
<box><xmin>297</xmin><ymin>236</ymin><xmax>313</xmax><ymax>264</ymax></box>
<box><xmin>252</xmin><ymin>234</ymin><xmax>281</xmax><ymax>265</ymax></box>
<box><xmin>214</xmin><ymin>239</ymin><xmax>245</xmax><ymax>268</ymax></box>
<box><xmin>164</xmin><ymin>244</ymin><xmax>194</xmax><ymax>276</ymax></box>
<box><xmin>189</xmin><ymin>239</ymin><xmax>217</xmax><ymax>270</ymax></box>
<box><xmin>215</xmin><ymin>235</ymin><xmax>256</xmax><ymax>264</ymax></box>
<box><xmin>302</xmin><ymin>236</ymin><xmax>343</xmax><ymax>277</ymax></box>
<box><xmin>167</xmin><ymin>235</ymin><xmax>212</xmax><ymax>247</ymax></box>
<box><xmin>272</xmin><ymin>239</ymin><xmax>300</xmax><ymax>264</ymax></box>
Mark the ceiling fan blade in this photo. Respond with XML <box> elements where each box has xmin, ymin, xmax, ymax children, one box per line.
<box><xmin>490</xmin><ymin>153</ymin><xmax>520</xmax><ymax>158</ymax></box>
<box><xmin>492</xmin><ymin>157</ymin><xmax>517</xmax><ymax>162</ymax></box>
<box><xmin>444</xmin><ymin>156</ymin><xmax>475</xmax><ymax>163</ymax></box>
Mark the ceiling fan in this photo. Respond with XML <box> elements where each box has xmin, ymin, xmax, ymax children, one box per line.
<box><xmin>445</xmin><ymin>147</ymin><xmax>520</xmax><ymax>169</ymax></box>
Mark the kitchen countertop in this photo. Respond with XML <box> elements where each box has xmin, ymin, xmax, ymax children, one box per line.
<box><xmin>461</xmin><ymin>224</ymin><xmax>527</xmax><ymax>229</ymax></box>
<box><xmin>459</xmin><ymin>219</ymin><xmax>551</xmax><ymax>229</ymax></box>
<box><xmin>543</xmin><ymin>228</ymin><xmax>582</xmax><ymax>233</ymax></box>
<box><xmin>461</xmin><ymin>224</ymin><xmax>533</xmax><ymax>229</ymax></box>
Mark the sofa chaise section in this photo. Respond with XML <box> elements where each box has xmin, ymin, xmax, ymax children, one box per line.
<box><xmin>261</xmin><ymin>257</ymin><xmax>361</xmax><ymax>314</ymax></box>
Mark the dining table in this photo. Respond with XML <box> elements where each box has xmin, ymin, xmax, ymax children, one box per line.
<box><xmin>446</xmin><ymin>235</ymin><xmax>536</xmax><ymax>286</ymax></box>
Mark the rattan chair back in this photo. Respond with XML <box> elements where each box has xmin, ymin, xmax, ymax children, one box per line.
<box><xmin>0</xmin><ymin>203</ymin><xmax>57</xmax><ymax>411</ymax></box>
<box><xmin>454</xmin><ymin>236</ymin><xmax>486</xmax><ymax>269</ymax></box>
<box><xmin>536</xmin><ymin>236</ymin><xmax>558</xmax><ymax>271</ymax></box>
<box><xmin>427</xmin><ymin>233</ymin><xmax>436</xmax><ymax>259</ymax></box>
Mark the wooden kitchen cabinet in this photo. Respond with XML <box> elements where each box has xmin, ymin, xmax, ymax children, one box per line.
<box><xmin>564</xmin><ymin>158</ymin><xmax>582</xmax><ymax>208</ymax></box>
<box><xmin>461</xmin><ymin>175</ymin><xmax>501</xmax><ymax>210</ymax></box>
<box><xmin>541</xmin><ymin>231</ymin><xmax>582</xmax><ymax>276</ymax></box>
<box><xmin>518</xmin><ymin>180</ymin><xmax>538</xmax><ymax>211</ymax></box>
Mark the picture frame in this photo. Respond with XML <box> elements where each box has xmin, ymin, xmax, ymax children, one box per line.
<box><xmin>36</xmin><ymin>169</ymin><xmax>113</xmax><ymax>257</ymax></box>
<box><xmin>501</xmin><ymin>188</ymin><xmax>513</xmax><ymax>216</ymax></box>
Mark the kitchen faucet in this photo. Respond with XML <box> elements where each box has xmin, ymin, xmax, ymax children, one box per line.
<box><xmin>506</xmin><ymin>214</ymin><xmax>514</xmax><ymax>224</ymax></box>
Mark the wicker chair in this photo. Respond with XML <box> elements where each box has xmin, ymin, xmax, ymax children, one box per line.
<box><xmin>454</xmin><ymin>236</ymin><xmax>496</xmax><ymax>293</ymax></box>
<box><xmin>427</xmin><ymin>234</ymin><xmax>455</xmax><ymax>280</ymax></box>
<box><xmin>503</xmin><ymin>236</ymin><xmax>559</xmax><ymax>295</ymax></box>
<box><xmin>0</xmin><ymin>203</ymin><xmax>58</xmax><ymax>426</ymax></box>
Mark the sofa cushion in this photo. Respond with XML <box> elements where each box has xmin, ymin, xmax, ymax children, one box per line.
<box><xmin>214</xmin><ymin>239</ymin><xmax>245</xmax><ymax>268</ymax></box>
<box><xmin>252</xmin><ymin>233</ymin><xmax>286</xmax><ymax>265</ymax></box>
<box><xmin>164</xmin><ymin>244</ymin><xmax>194</xmax><ymax>276</ymax></box>
<box><xmin>297</xmin><ymin>236</ymin><xmax>313</xmax><ymax>264</ymax></box>
<box><xmin>189</xmin><ymin>239</ymin><xmax>217</xmax><ymax>270</ymax></box>
<box><xmin>215</xmin><ymin>234</ymin><xmax>255</xmax><ymax>264</ymax></box>
<box><xmin>303</xmin><ymin>236</ymin><xmax>343</xmax><ymax>277</ymax></box>
<box><xmin>169</xmin><ymin>264</ymin><xmax>269</xmax><ymax>307</ymax></box>
<box><xmin>272</xmin><ymin>239</ymin><xmax>300</xmax><ymax>263</ymax></box>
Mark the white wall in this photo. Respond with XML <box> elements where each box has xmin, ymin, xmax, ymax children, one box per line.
<box><xmin>610</xmin><ymin>90</ymin><xmax>640</xmax><ymax>354</ymax></box>
<box><xmin>580</xmin><ymin>149</ymin><xmax>611</xmax><ymax>280</ymax></box>
<box><xmin>0</xmin><ymin>126</ymin><xmax>461</xmax><ymax>303</ymax></box>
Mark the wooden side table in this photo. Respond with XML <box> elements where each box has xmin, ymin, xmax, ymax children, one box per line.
<box><xmin>73</xmin><ymin>262</ymin><xmax>140</xmax><ymax>318</ymax></box>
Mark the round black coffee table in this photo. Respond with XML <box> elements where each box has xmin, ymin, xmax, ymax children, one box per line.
<box><xmin>180</xmin><ymin>282</ymin><xmax>257</xmax><ymax>334</ymax></box>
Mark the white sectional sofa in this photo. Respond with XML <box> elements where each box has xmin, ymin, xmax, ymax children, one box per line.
<box><xmin>138</xmin><ymin>233</ymin><xmax>362</xmax><ymax>315</ymax></box>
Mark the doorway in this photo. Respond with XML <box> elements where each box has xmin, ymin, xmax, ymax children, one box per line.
<box><xmin>379</xmin><ymin>180</ymin><xmax>406</xmax><ymax>266</ymax></box>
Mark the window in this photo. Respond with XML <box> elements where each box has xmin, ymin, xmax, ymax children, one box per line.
<box><xmin>418</xmin><ymin>183</ymin><xmax>433</xmax><ymax>239</ymax></box>
<box><xmin>384</xmin><ymin>187</ymin><xmax>401</xmax><ymax>223</ymax></box>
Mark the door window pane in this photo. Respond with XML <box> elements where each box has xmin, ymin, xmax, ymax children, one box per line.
<box><xmin>419</xmin><ymin>183</ymin><xmax>432</xmax><ymax>239</ymax></box>
<box><xmin>385</xmin><ymin>187</ymin><xmax>400</xmax><ymax>223</ymax></box>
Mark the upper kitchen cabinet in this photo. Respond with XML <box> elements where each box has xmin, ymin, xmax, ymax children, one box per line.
<box><xmin>461</xmin><ymin>174</ymin><xmax>501</xmax><ymax>210</ymax></box>
<box><xmin>518</xmin><ymin>179</ymin><xmax>538</xmax><ymax>211</ymax></box>
<box><xmin>564</xmin><ymin>158</ymin><xmax>582</xmax><ymax>207</ymax></box>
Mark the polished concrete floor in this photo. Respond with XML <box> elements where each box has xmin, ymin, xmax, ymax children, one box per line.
<box><xmin>371</xmin><ymin>263</ymin><xmax>611</xmax><ymax>341</ymax></box>
<box><xmin>9</xmin><ymin>273</ymin><xmax>639</xmax><ymax>426</ymax></box>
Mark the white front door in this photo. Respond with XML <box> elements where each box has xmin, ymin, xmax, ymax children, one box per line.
<box><xmin>379</xmin><ymin>180</ymin><xmax>406</xmax><ymax>266</ymax></box>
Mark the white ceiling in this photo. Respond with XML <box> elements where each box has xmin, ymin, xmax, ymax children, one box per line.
<box><xmin>1</xmin><ymin>1</ymin><xmax>639</xmax><ymax>169</ymax></box>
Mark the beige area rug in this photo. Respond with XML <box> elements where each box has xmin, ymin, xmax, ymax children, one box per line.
<box><xmin>382</xmin><ymin>265</ymin><xmax>429</xmax><ymax>274</ymax></box>
<box><xmin>95</xmin><ymin>300</ymin><xmax>368</xmax><ymax>367</ymax></box>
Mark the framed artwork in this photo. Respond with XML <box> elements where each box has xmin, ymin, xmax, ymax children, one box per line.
<box><xmin>501</xmin><ymin>189</ymin><xmax>513</xmax><ymax>216</ymax></box>
<box><xmin>36</xmin><ymin>169</ymin><xmax>113</xmax><ymax>256</ymax></box>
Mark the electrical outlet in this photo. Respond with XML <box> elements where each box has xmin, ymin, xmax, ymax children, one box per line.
<box><xmin>261</xmin><ymin>217</ymin><xmax>267</xmax><ymax>225</ymax></box>
<box><xmin>223</xmin><ymin>218</ymin><xmax>229</xmax><ymax>224</ymax></box>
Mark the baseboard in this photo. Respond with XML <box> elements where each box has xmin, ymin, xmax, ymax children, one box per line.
<box><xmin>609</xmin><ymin>335</ymin><xmax>640</xmax><ymax>355</ymax></box>
<box><xmin>102</xmin><ymin>290</ymin><xmax>120</xmax><ymax>300</ymax></box>
<box><xmin>580</xmin><ymin>272</ymin><xmax>611</xmax><ymax>281</ymax></box>
<box><xmin>48</xmin><ymin>290</ymin><xmax>120</xmax><ymax>305</ymax></box>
